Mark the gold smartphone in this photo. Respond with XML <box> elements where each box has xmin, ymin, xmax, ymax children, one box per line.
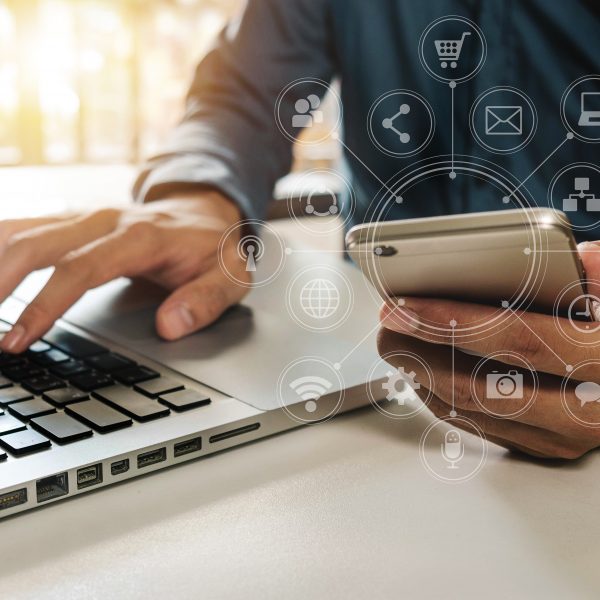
<box><xmin>345</xmin><ymin>208</ymin><xmax>587</xmax><ymax>316</ymax></box>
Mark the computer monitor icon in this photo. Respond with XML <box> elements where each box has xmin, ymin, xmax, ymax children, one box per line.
<box><xmin>578</xmin><ymin>92</ymin><xmax>600</xmax><ymax>126</ymax></box>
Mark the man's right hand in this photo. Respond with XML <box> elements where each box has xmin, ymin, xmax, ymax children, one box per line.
<box><xmin>0</xmin><ymin>191</ymin><xmax>250</xmax><ymax>354</ymax></box>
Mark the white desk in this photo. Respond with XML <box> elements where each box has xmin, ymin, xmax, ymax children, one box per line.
<box><xmin>1</xmin><ymin>168</ymin><xmax>599</xmax><ymax>599</ymax></box>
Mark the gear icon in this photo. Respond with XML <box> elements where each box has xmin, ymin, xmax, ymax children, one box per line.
<box><xmin>382</xmin><ymin>367</ymin><xmax>421</xmax><ymax>405</ymax></box>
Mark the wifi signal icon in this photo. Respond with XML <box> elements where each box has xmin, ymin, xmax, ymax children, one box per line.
<box><xmin>289</xmin><ymin>376</ymin><xmax>332</xmax><ymax>413</ymax></box>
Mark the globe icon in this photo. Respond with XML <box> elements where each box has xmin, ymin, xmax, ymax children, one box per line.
<box><xmin>300</xmin><ymin>278</ymin><xmax>340</xmax><ymax>319</ymax></box>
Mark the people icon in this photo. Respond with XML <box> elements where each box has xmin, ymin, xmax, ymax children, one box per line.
<box><xmin>292</xmin><ymin>94</ymin><xmax>323</xmax><ymax>128</ymax></box>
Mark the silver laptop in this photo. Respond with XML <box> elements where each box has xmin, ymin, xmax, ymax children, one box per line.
<box><xmin>0</xmin><ymin>228</ymin><xmax>387</xmax><ymax>518</ymax></box>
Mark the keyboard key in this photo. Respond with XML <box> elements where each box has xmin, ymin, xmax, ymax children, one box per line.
<box><xmin>50</xmin><ymin>359</ymin><xmax>90</xmax><ymax>378</ymax></box>
<box><xmin>159</xmin><ymin>389</ymin><xmax>211</xmax><ymax>412</ymax></box>
<box><xmin>0</xmin><ymin>376</ymin><xmax>13</xmax><ymax>389</ymax></box>
<box><xmin>44</xmin><ymin>328</ymin><xmax>108</xmax><ymax>359</ymax></box>
<box><xmin>66</xmin><ymin>399</ymin><xmax>132</xmax><ymax>433</ymax></box>
<box><xmin>31</xmin><ymin>348</ymin><xmax>70</xmax><ymax>367</ymax></box>
<box><xmin>31</xmin><ymin>412</ymin><xmax>92</xmax><ymax>444</ymax></box>
<box><xmin>0</xmin><ymin>429</ymin><xmax>51</xmax><ymax>455</ymax></box>
<box><xmin>0</xmin><ymin>387</ymin><xmax>33</xmax><ymax>407</ymax></box>
<box><xmin>0</xmin><ymin>414</ymin><xmax>27</xmax><ymax>435</ymax></box>
<box><xmin>0</xmin><ymin>354</ymin><xmax>25</xmax><ymax>368</ymax></box>
<box><xmin>94</xmin><ymin>385</ymin><xmax>170</xmax><ymax>422</ymax></box>
<box><xmin>22</xmin><ymin>374</ymin><xmax>66</xmax><ymax>395</ymax></box>
<box><xmin>70</xmin><ymin>371</ymin><xmax>114</xmax><ymax>392</ymax></box>
<box><xmin>28</xmin><ymin>340</ymin><xmax>51</xmax><ymax>354</ymax></box>
<box><xmin>134</xmin><ymin>376</ymin><xmax>184</xmax><ymax>398</ymax></box>
<box><xmin>114</xmin><ymin>365</ymin><xmax>159</xmax><ymax>386</ymax></box>
<box><xmin>3</xmin><ymin>362</ymin><xmax>44</xmax><ymax>382</ymax></box>
<box><xmin>43</xmin><ymin>387</ymin><xmax>89</xmax><ymax>407</ymax></box>
<box><xmin>85</xmin><ymin>352</ymin><xmax>135</xmax><ymax>373</ymax></box>
<box><xmin>9</xmin><ymin>398</ymin><xmax>56</xmax><ymax>420</ymax></box>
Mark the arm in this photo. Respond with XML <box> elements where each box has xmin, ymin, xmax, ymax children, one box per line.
<box><xmin>133</xmin><ymin>0</ymin><xmax>336</xmax><ymax>220</ymax></box>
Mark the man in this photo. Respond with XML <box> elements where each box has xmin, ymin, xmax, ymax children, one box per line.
<box><xmin>0</xmin><ymin>1</ymin><xmax>598</xmax><ymax>458</ymax></box>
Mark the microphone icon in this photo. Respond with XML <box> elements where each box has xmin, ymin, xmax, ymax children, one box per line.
<box><xmin>441</xmin><ymin>429</ymin><xmax>464</xmax><ymax>469</ymax></box>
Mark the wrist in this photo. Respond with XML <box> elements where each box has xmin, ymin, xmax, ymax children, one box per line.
<box><xmin>151</xmin><ymin>189</ymin><xmax>243</xmax><ymax>226</ymax></box>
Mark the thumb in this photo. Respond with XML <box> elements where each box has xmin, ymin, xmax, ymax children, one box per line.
<box><xmin>155</xmin><ymin>269</ymin><xmax>247</xmax><ymax>340</ymax></box>
<box><xmin>578</xmin><ymin>241</ymin><xmax>600</xmax><ymax>297</ymax></box>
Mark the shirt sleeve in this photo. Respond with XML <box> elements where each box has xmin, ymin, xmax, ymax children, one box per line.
<box><xmin>132</xmin><ymin>0</ymin><xmax>335</xmax><ymax>221</ymax></box>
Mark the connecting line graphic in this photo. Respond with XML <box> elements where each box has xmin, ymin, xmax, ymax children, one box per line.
<box><xmin>450</xmin><ymin>320</ymin><xmax>456</xmax><ymax>417</ymax></box>
<box><xmin>507</xmin><ymin>307</ymin><xmax>569</xmax><ymax>369</ymax></box>
<box><xmin>503</xmin><ymin>134</ymin><xmax>572</xmax><ymax>203</ymax></box>
<box><xmin>335</xmin><ymin>134</ymin><xmax>398</xmax><ymax>200</ymax></box>
<box><xmin>450</xmin><ymin>81</ymin><xmax>456</xmax><ymax>177</ymax></box>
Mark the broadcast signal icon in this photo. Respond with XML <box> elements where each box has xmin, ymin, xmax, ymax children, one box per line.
<box><xmin>289</xmin><ymin>376</ymin><xmax>332</xmax><ymax>413</ymax></box>
<box><xmin>237</xmin><ymin>235</ymin><xmax>265</xmax><ymax>272</ymax></box>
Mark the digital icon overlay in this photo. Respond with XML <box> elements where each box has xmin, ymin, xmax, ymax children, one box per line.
<box><xmin>368</xmin><ymin>89</ymin><xmax>435</xmax><ymax>157</ymax></box>
<box><xmin>367</xmin><ymin>352</ymin><xmax>434</xmax><ymax>420</ymax></box>
<box><xmin>420</xmin><ymin>416</ymin><xmax>487</xmax><ymax>483</ymax></box>
<box><xmin>277</xmin><ymin>357</ymin><xmax>344</xmax><ymax>424</ymax></box>
<box><xmin>218</xmin><ymin>220</ymin><xmax>286</xmax><ymax>288</ymax></box>
<box><xmin>286</xmin><ymin>265</ymin><xmax>353</xmax><ymax>332</ymax></box>
<box><xmin>470</xmin><ymin>87</ymin><xmax>537</xmax><ymax>154</ymax></box>
<box><xmin>471</xmin><ymin>352</ymin><xmax>537</xmax><ymax>419</ymax></box>
<box><xmin>562</xmin><ymin>361</ymin><xmax>600</xmax><ymax>428</ymax></box>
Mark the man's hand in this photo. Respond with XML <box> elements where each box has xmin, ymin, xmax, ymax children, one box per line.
<box><xmin>378</xmin><ymin>243</ymin><xmax>600</xmax><ymax>460</ymax></box>
<box><xmin>0</xmin><ymin>191</ymin><xmax>249</xmax><ymax>353</ymax></box>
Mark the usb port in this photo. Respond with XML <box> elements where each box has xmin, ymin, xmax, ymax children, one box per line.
<box><xmin>0</xmin><ymin>488</ymin><xmax>27</xmax><ymax>511</ymax></box>
<box><xmin>36</xmin><ymin>473</ymin><xmax>69</xmax><ymax>503</ymax></box>
<box><xmin>137</xmin><ymin>447</ymin><xmax>166</xmax><ymax>469</ymax></box>
<box><xmin>77</xmin><ymin>464</ymin><xmax>103</xmax><ymax>489</ymax></box>
<box><xmin>111</xmin><ymin>459</ymin><xmax>130</xmax><ymax>476</ymax></box>
<box><xmin>174</xmin><ymin>437</ymin><xmax>202</xmax><ymax>458</ymax></box>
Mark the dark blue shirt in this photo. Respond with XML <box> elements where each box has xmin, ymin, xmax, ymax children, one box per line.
<box><xmin>134</xmin><ymin>0</ymin><xmax>600</xmax><ymax>241</ymax></box>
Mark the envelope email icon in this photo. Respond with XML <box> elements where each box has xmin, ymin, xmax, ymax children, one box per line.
<box><xmin>485</xmin><ymin>105</ymin><xmax>523</xmax><ymax>136</ymax></box>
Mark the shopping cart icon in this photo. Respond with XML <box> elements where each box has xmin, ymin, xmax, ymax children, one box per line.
<box><xmin>434</xmin><ymin>31</ymin><xmax>471</xmax><ymax>68</ymax></box>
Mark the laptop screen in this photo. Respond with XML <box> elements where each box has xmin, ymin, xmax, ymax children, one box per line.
<box><xmin>582</xmin><ymin>92</ymin><xmax>600</xmax><ymax>113</ymax></box>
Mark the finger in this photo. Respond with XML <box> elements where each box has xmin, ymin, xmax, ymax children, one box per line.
<box><xmin>156</xmin><ymin>267</ymin><xmax>249</xmax><ymax>340</ymax></box>
<box><xmin>377</xmin><ymin>328</ymin><xmax>570</xmax><ymax>432</ymax></box>
<box><xmin>0</xmin><ymin>215</ymin><xmax>75</xmax><ymax>247</ymax></box>
<box><xmin>0</xmin><ymin>209</ymin><xmax>121</xmax><ymax>302</ymax></box>
<box><xmin>426</xmin><ymin>395</ymin><xmax>587</xmax><ymax>460</ymax></box>
<box><xmin>379</xmin><ymin>298</ymin><xmax>591</xmax><ymax>379</ymax></box>
<box><xmin>0</xmin><ymin>222</ymin><xmax>161</xmax><ymax>353</ymax></box>
<box><xmin>579</xmin><ymin>241</ymin><xmax>600</xmax><ymax>297</ymax></box>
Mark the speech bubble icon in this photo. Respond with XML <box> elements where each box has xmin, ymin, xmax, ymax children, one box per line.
<box><xmin>574</xmin><ymin>381</ymin><xmax>600</xmax><ymax>407</ymax></box>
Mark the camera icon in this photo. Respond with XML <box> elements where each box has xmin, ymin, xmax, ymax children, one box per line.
<box><xmin>486</xmin><ymin>370</ymin><xmax>523</xmax><ymax>399</ymax></box>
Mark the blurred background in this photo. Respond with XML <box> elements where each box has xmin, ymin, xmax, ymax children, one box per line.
<box><xmin>0</xmin><ymin>0</ymin><xmax>340</xmax><ymax>218</ymax></box>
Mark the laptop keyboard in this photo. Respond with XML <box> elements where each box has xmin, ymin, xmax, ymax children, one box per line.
<box><xmin>0</xmin><ymin>324</ymin><xmax>211</xmax><ymax>459</ymax></box>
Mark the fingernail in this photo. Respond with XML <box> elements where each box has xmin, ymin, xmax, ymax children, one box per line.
<box><xmin>380</xmin><ymin>303</ymin><xmax>420</xmax><ymax>333</ymax></box>
<box><xmin>162</xmin><ymin>303</ymin><xmax>195</xmax><ymax>338</ymax></box>
<box><xmin>2</xmin><ymin>324</ymin><xmax>26</xmax><ymax>353</ymax></box>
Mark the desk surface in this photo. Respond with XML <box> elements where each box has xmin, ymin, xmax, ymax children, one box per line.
<box><xmin>1</xmin><ymin>167</ymin><xmax>599</xmax><ymax>599</ymax></box>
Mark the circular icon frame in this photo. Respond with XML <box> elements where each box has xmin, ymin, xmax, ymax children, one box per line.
<box><xmin>561</xmin><ymin>360</ymin><xmax>600</xmax><ymax>428</ymax></box>
<box><xmin>419</xmin><ymin>415</ymin><xmax>488</xmax><ymax>484</ymax></box>
<box><xmin>285</xmin><ymin>265</ymin><xmax>354</xmax><ymax>332</ymax></box>
<box><xmin>560</xmin><ymin>75</ymin><xmax>600</xmax><ymax>143</ymax></box>
<box><xmin>547</xmin><ymin>162</ymin><xmax>600</xmax><ymax>232</ymax></box>
<box><xmin>218</xmin><ymin>220</ymin><xmax>286</xmax><ymax>288</ymax></box>
<box><xmin>470</xmin><ymin>351</ymin><xmax>539</xmax><ymax>419</ymax></box>
<box><xmin>418</xmin><ymin>15</ymin><xmax>487</xmax><ymax>84</ymax></box>
<box><xmin>277</xmin><ymin>356</ymin><xmax>345</xmax><ymax>425</ymax></box>
<box><xmin>367</xmin><ymin>351</ymin><xmax>434</xmax><ymax>420</ymax></box>
<box><xmin>274</xmin><ymin>78</ymin><xmax>342</xmax><ymax>146</ymax></box>
<box><xmin>367</xmin><ymin>89</ymin><xmax>436</xmax><ymax>158</ymax></box>
<box><xmin>470</xmin><ymin>86</ymin><xmax>538</xmax><ymax>155</ymax></box>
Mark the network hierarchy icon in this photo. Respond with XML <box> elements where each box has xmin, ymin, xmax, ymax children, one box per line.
<box><xmin>220</xmin><ymin>15</ymin><xmax>600</xmax><ymax>482</ymax></box>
